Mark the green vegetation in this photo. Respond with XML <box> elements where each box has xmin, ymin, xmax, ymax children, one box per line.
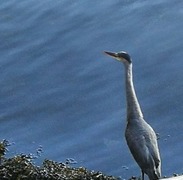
<box><xmin>0</xmin><ymin>140</ymin><xmax>140</xmax><ymax>180</ymax></box>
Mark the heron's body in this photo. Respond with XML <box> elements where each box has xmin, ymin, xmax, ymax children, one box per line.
<box><xmin>125</xmin><ymin>117</ymin><xmax>161</xmax><ymax>180</ymax></box>
<box><xmin>104</xmin><ymin>51</ymin><xmax>161</xmax><ymax>180</ymax></box>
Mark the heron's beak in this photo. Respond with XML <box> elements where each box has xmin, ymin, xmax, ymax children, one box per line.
<box><xmin>104</xmin><ymin>51</ymin><xmax>120</xmax><ymax>61</ymax></box>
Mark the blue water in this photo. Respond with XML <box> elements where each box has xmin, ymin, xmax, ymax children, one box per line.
<box><xmin>0</xmin><ymin>1</ymin><xmax>183</xmax><ymax>179</ymax></box>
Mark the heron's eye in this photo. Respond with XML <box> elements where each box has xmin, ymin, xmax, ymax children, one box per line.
<box><xmin>118</xmin><ymin>53</ymin><xmax>132</xmax><ymax>63</ymax></box>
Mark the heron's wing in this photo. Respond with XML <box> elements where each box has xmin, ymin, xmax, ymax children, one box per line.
<box><xmin>145</xmin><ymin>125</ymin><xmax>161</xmax><ymax>178</ymax></box>
<box><xmin>146</xmin><ymin>129</ymin><xmax>161</xmax><ymax>169</ymax></box>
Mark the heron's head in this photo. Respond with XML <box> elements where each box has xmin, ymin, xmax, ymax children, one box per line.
<box><xmin>104</xmin><ymin>51</ymin><xmax>132</xmax><ymax>64</ymax></box>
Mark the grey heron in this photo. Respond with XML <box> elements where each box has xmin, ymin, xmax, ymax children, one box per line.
<box><xmin>104</xmin><ymin>51</ymin><xmax>161</xmax><ymax>180</ymax></box>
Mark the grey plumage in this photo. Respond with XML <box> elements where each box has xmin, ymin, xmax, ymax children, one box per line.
<box><xmin>104</xmin><ymin>51</ymin><xmax>161</xmax><ymax>180</ymax></box>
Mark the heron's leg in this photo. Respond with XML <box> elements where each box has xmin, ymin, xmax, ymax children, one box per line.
<box><xmin>141</xmin><ymin>170</ymin><xmax>144</xmax><ymax>180</ymax></box>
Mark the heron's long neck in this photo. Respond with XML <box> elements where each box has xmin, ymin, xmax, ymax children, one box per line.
<box><xmin>124</xmin><ymin>63</ymin><xmax>143</xmax><ymax>120</ymax></box>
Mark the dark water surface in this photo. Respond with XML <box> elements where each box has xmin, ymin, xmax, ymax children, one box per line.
<box><xmin>0</xmin><ymin>1</ymin><xmax>183</xmax><ymax>179</ymax></box>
